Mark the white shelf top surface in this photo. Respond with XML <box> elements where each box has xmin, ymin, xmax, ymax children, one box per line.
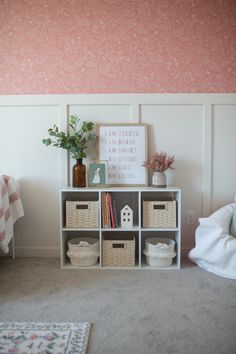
<box><xmin>60</xmin><ymin>186</ymin><xmax>181</xmax><ymax>192</ymax></box>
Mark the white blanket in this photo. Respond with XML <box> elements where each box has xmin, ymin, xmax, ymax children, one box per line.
<box><xmin>0</xmin><ymin>175</ymin><xmax>24</xmax><ymax>254</ymax></box>
<box><xmin>189</xmin><ymin>203</ymin><xmax>236</xmax><ymax>279</ymax></box>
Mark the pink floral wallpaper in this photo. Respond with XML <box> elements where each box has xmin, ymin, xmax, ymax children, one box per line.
<box><xmin>0</xmin><ymin>0</ymin><xmax>236</xmax><ymax>94</ymax></box>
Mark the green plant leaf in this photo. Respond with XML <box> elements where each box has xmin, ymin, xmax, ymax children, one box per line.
<box><xmin>42</xmin><ymin>115</ymin><xmax>96</xmax><ymax>159</ymax></box>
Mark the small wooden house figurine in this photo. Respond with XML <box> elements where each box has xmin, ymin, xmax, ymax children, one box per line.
<box><xmin>121</xmin><ymin>204</ymin><xmax>133</xmax><ymax>228</ymax></box>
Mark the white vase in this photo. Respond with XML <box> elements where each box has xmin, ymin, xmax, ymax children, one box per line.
<box><xmin>152</xmin><ymin>172</ymin><xmax>167</xmax><ymax>187</ymax></box>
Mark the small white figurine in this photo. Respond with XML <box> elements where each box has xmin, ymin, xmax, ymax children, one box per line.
<box><xmin>121</xmin><ymin>204</ymin><xmax>133</xmax><ymax>228</ymax></box>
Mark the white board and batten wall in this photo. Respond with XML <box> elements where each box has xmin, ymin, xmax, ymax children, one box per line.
<box><xmin>0</xmin><ymin>94</ymin><xmax>235</xmax><ymax>258</ymax></box>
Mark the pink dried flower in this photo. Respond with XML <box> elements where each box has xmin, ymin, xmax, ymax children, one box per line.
<box><xmin>143</xmin><ymin>151</ymin><xmax>175</xmax><ymax>172</ymax></box>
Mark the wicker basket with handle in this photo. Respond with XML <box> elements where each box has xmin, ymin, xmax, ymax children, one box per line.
<box><xmin>143</xmin><ymin>200</ymin><xmax>176</xmax><ymax>228</ymax></box>
<box><xmin>66</xmin><ymin>200</ymin><xmax>99</xmax><ymax>228</ymax></box>
<box><xmin>103</xmin><ymin>238</ymin><xmax>135</xmax><ymax>267</ymax></box>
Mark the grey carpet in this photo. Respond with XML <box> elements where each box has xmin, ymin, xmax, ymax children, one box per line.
<box><xmin>0</xmin><ymin>258</ymin><xmax>236</xmax><ymax>354</ymax></box>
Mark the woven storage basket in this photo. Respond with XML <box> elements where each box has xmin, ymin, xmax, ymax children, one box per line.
<box><xmin>143</xmin><ymin>237</ymin><xmax>176</xmax><ymax>267</ymax></box>
<box><xmin>143</xmin><ymin>200</ymin><xmax>176</xmax><ymax>228</ymax></box>
<box><xmin>66</xmin><ymin>200</ymin><xmax>99</xmax><ymax>228</ymax></box>
<box><xmin>103</xmin><ymin>238</ymin><xmax>135</xmax><ymax>267</ymax></box>
<box><xmin>67</xmin><ymin>237</ymin><xmax>99</xmax><ymax>267</ymax></box>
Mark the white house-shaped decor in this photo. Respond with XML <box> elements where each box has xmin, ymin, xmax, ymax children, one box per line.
<box><xmin>121</xmin><ymin>204</ymin><xmax>133</xmax><ymax>228</ymax></box>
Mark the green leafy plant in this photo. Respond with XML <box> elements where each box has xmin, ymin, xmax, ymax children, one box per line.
<box><xmin>42</xmin><ymin>115</ymin><xmax>96</xmax><ymax>160</ymax></box>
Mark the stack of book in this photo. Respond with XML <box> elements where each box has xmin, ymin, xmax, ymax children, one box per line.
<box><xmin>102</xmin><ymin>192</ymin><xmax>118</xmax><ymax>228</ymax></box>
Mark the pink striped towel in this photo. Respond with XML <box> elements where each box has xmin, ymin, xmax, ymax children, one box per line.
<box><xmin>0</xmin><ymin>175</ymin><xmax>24</xmax><ymax>254</ymax></box>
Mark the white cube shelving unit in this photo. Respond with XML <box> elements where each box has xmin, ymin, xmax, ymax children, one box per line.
<box><xmin>60</xmin><ymin>187</ymin><xmax>181</xmax><ymax>270</ymax></box>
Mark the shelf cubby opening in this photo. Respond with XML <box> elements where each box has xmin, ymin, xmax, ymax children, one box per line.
<box><xmin>141</xmin><ymin>231</ymin><xmax>178</xmax><ymax>269</ymax></box>
<box><xmin>102</xmin><ymin>231</ymin><xmax>139</xmax><ymax>268</ymax></box>
<box><xmin>141</xmin><ymin>192</ymin><xmax>178</xmax><ymax>229</ymax></box>
<box><xmin>101</xmin><ymin>191</ymin><xmax>139</xmax><ymax>229</ymax></box>
<box><xmin>62</xmin><ymin>230</ymin><xmax>100</xmax><ymax>268</ymax></box>
<box><xmin>62</xmin><ymin>191</ymin><xmax>100</xmax><ymax>229</ymax></box>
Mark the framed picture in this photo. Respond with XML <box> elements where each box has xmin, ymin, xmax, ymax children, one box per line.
<box><xmin>97</xmin><ymin>123</ymin><xmax>148</xmax><ymax>186</ymax></box>
<box><xmin>87</xmin><ymin>161</ymin><xmax>108</xmax><ymax>187</ymax></box>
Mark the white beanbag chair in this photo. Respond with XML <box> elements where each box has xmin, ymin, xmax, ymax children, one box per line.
<box><xmin>189</xmin><ymin>203</ymin><xmax>236</xmax><ymax>279</ymax></box>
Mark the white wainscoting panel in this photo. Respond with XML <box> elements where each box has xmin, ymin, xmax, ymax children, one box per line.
<box><xmin>212</xmin><ymin>104</ymin><xmax>236</xmax><ymax>211</ymax></box>
<box><xmin>69</xmin><ymin>104</ymin><xmax>132</xmax><ymax>123</ymax></box>
<box><xmin>0</xmin><ymin>105</ymin><xmax>61</xmax><ymax>257</ymax></box>
<box><xmin>68</xmin><ymin>104</ymin><xmax>133</xmax><ymax>185</ymax></box>
<box><xmin>140</xmin><ymin>104</ymin><xmax>204</xmax><ymax>249</ymax></box>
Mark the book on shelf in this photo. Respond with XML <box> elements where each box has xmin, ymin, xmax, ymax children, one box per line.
<box><xmin>108</xmin><ymin>192</ymin><xmax>115</xmax><ymax>228</ymax></box>
<box><xmin>102</xmin><ymin>192</ymin><xmax>108</xmax><ymax>228</ymax></box>
<box><xmin>112</xmin><ymin>198</ymin><xmax>118</xmax><ymax>228</ymax></box>
<box><xmin>106</xmin><ymin>193</ymin><xmax>111</xmax><ymax>228</ymax></box>
<box><xmin>101</xmin><ymin>192</ymin><xmax>118</xmax><ymax>228</ymax></box>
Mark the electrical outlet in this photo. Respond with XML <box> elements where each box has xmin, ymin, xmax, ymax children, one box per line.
<box><xmin>186</xmin><ymin>211</ymin><xmax>196</xmax><ymax>225</ymax></box>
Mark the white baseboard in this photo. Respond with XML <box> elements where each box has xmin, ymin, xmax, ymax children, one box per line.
<box><xmin>15</xmin><ymin>247</ymin><xmax>60</xmax><ymax>258</ymax></box>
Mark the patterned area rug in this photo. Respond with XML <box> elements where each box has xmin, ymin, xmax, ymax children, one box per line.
<box><xmin>0</xmin><ymin>321</ymin><xmax>91</xmax><ymax>354</ymax></box>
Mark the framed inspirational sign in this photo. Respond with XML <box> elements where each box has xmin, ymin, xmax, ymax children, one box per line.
<box><xmin>97</xmin><ymin>123</ymin><xmax>148</xmax><ymax>186</ymax></box>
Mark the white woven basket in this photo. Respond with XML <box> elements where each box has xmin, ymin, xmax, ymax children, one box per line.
<box><xmin>143</xmin><ymin>200</ymin><xmax>176</xmax><ymax>228</ymax></box>
<box><xmin>67</xmin><ymin>237</ymin><xmax>99</xmax><ymax>267</ymax></box>
<box><xmin>103</xmin><ymin>238</ymin><xmax>135</xmax><ymax>267</ymax></box>
<box><xmin>66</xmin><ymin>200</ymin><xmax>99</xmax><ymax>228</ymax></box>
<box><xmin>143</xmin><ymin>237</ymin><xmax>176</xmax><ymax>267</ymax></box>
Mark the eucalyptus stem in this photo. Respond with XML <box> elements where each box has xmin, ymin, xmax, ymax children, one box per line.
<box><xmin>42</xmin><ymin>115</ymin><xmax>96</xmax><ymax>160</ymax></box>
